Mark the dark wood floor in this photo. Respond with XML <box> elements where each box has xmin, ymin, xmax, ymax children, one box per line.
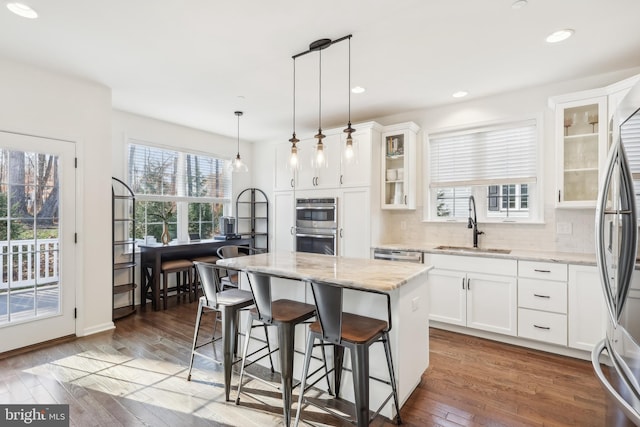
<box><xmin>0</xmin><ymin>299</ymin><xmax>633</xmax><ymax>426</ymax></box>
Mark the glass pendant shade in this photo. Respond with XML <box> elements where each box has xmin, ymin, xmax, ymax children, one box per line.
<box><xmin>315</xmin><ymin>139</ymin><xmax>325</xmax><ymax>168</ymax></box>
<box><xmin>344</xmin><ymin>133</ymin><xmax>355</xmax><ymax>160</ymax></box>
<box><xmin>289</xmin><ymin>138</ymin><xmax>299</xmax><ymax>170</ymax></box>
<box><xmin>230</xmin><ymin>111</ymin><xmax>248</xmax><ymax>173</ymax></box>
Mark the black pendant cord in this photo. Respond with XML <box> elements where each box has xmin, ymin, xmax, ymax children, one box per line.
<box><xmin>317</xmin><ymin>49</ymin><xmax>322</xmax><ymax>137</ymax></box>
<box><xmin>289</xmin><ymin>58</ymin><xmax>299</xmax><ymax>144</ymax></box>
<box><xmin>347</xmin><ymin>37</ymin><xmax>351</xmax><ymax>125</ymax></box>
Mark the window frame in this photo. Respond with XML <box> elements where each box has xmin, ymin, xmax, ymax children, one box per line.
<box><xmin>423</xmin><ymin>114</ymin><xmax>544</xmax><ymax>224</ymax></box>
<box><xmin>126</xmin><ymin>139</ymin><xmax>232</xmax><ymax>244</ymax></box>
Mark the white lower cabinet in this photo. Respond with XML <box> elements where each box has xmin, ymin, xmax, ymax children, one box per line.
<box><xmin>428</xmin><ymin>254</ymin><xmax>518</xmax><ymax>336</ymax></box>
<box><xmin>568</xmin><ymin>264</ymin><xmax>606</xmax><ymax>351</ymax></box>
<box><xmin>517</xmin><ymin>261</ymin><xmax>568</xmax><ymax>346</ymax></box>
<box><xmin>273</xmin><ymin>191</ymin><xmax>295</xmax><ymax>252</ymax></box>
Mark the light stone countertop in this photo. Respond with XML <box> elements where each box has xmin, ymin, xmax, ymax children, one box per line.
<box><xmin>216</xmin><ymin>251</ymin><xmax>432</xmax><ymax>292</ymax></box>
<box><xmin>372</xmin><ymin>243</ymin><xmax>598</xmax><ymax>266</ymax></box>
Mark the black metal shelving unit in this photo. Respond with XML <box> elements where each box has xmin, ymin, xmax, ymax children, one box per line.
<box><xmin>112</xmin><ymin>177</ymin><xmax>137</xmax><ymax>320</ymax></box>
<box><xmin>236</xmin><ymin>188</ymin><xmax>269</xmax><ymax>252</ymax></box>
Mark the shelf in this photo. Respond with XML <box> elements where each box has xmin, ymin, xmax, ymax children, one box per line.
<box><xmin>564</xmin><ymin>167</ymin><xmax>598</xmax><ymax>173</ymax></box>
<box><xmin>114</xmin><ymin>261</ymin><xmax>136</xmax><ymax>270</ymax></box>
<box><xmin>385</xmin><ymin>180</ymin><xmax>405</xmax><ymax>184</ymax></box>
<box><xmin>114</xmin><ymin>283</ymin><xmax>137</xmax><ymax>294</ymax></box>
<box><xmin>113</xmin><ymin>177</ymin><xmax>137</xmax><ymax>321</ymax></box>
<box><xmin>236</xmin><ymin>188</ymin><xmax>269</xmax><ymax>253</ymax></box>
<box><xmin>386</xmin><ymin>154</ymin><xmax>404</xmax><ymax>160</ymax></box>
<box><xmin>564</xmin><ymin>133</ymin><xmax>598</xmax><ymax>140</ymax></box>
<box><xmin>113</xmin><ymin>306</ymin><xmax>136</xmax><ymax>320</ymax></box>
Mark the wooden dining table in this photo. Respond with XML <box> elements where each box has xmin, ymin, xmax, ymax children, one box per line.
<box><xmin>138</xmin><ymin>238</ymin><xmax>252</xmax><ymax>310</ymax></box>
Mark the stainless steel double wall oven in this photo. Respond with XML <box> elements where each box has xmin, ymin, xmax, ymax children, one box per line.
<box><xmin>295</xmin><ymin>197</ymin><xmax>338</xmax><ymax>255</ymax></box>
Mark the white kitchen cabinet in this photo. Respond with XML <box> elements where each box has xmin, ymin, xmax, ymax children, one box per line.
<box><xmin>339</xmin><ymin>127</ymin><xmax>373</xmax><ymax>188</ymax></box>
<box><xmin>568</xmin><ymin>264</ymin><xmax>606</xmax><ymax>351</ymax></box>
<box><xmin>296</xmin><ymin>133</ymin><xmax>341</xmax><ymax>190</ymax></box>
<box><xmin>338</xmin><ymin>187</ymin><xmax>370</xmax><ymax>258</ymax></box>
<box><xmin>274</xmin><ymin>141</ymin><xmax>296</xmax><ymax>191</ymax></box>
<box><xmin>381</xmin><ymin>122</ymin><xmax>419</xmax><ymax>210</ymax></box>
<box><xmin>517</xmin><ymin>261</ymin><xmax>568</xmax><ymax>346</ymax></box>
<box><xmin>552</xmin><ymin>95</ymin><xmax>607</xmax><ymax>208</ymax></box>
<box><xmin>427</xmin><ymin>254</ymin><xmax>518</xmax><ymax>336</ymax></box>
<box><xmin>272</xmin><ymin>191</ymin><xmax>295</xmax><ymax>252</ymax></box>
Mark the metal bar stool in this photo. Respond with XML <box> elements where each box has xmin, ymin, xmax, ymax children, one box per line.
<box><xmin>294</xmin><ymin>280</ymin><xmax>402</xmax><ymax>427</ymax></box>
<box><xmin>235</xmin><ymin>272</ymin><xmax>321</xmax><ymax>427</ymax></box>
<box><xmin>216</xmin><ymin>246</ymin><xmax>263</xmax><ymax>289</ymax></box>
<box><xmin>187</xmin><ymin>262</ymin><xmax>274</xmax><ymax>401</ymax></box>
<box><xmin>191</xmin><ymin>254</ymin><xmax>220</xmax><ymax>301</ymax></box>
<box><xmin>160</xmin><ymin>259</ymin><xmax>193</xmax><ymax>309</ymax></box>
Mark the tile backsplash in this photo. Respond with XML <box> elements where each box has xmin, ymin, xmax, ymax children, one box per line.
<box><xmin>380</xmin><ymin>207</ymin><xmax>597</xmax><ymax>254</ymax></box>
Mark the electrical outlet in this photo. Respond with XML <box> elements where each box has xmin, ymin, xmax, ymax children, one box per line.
<box><xmin>400</xmin><ymin>220</ymin><xmax>407</xmax><ymax>230</ymax></box>
<box><xmin>412</xmin><ymin>296</ymin><xmax>420</xmax><ymax>311</ymax></box>
<box><xmin>556</xmin><ymin>222</ymin><xmax>572</xmax><ymax>235</ymax></box>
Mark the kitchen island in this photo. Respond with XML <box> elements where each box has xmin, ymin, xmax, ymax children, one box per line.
<box><xmin>217</xmin><ymin>251</ymin><xmax>432</xmax><ymax>419</ymax></box>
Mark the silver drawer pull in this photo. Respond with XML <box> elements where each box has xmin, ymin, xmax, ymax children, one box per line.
<box><xmin>534</xmin><ymin>269</ymin><xmax>551</xmax><ymax>273</ymax></box>
<box><xmin>534</xmin><ymin>324</ymin><xmax>551</xmax><ymax>330</ymax></box>
<box><xmin>533</xmin><ymin>294</ymin><xmax>551</xmax><ymax>299</ymax></box>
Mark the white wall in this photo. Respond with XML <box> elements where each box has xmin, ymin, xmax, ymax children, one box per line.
<box><xmin>0</xmin><ymin>57</ymin><xmax>113</xmax><ymax>337</ymax></box>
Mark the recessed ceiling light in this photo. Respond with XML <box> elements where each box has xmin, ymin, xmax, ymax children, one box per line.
<box><xmin>511</xmin><ymin>0</ymin><xmax>528</xmax><ymax>9</ymax></box>
<box><xmin>6</xmin><ymin>2</ymin><xmax>38</xmax><ymax>19</ymax></box>
<box><xmin>452</xmin><ymin>91</ymin><xmax>468</xmax><ymax>98</ymax></box>
<box><xmin>351</xmin><ymin>86</ymin><xmax>365</xmax><ymax>94</ymax></box>
<box><xmin>546</xmin><ymin>29</ymin><xmax>574</xmax><ymax>43</ymax></box>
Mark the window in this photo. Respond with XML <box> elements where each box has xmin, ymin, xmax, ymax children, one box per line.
<box><xmin>426</xmin><ymin>118</ymin><xmax>540</xmax><ymax>222</ymax></box>
<box><xmin>128</xmin><ymin>141</ymin><xmax>231</xmax><ymax>243</ymax></box>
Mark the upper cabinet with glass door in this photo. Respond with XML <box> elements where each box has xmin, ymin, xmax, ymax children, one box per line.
<box><xmin>381</xmin><ymin>122</ymin><xmax>419</xmax><ymax>209</ymax></box>
<box><xmin>554</xmin><ymin>95</ymin><xmax>607</xmax><ymax>208</ymax></box>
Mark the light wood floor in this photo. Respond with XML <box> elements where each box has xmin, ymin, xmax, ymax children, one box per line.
<box><xmin>0</xmin><ymin>298</ymin><xmax>632</xmax><ymax>426</ymax></box>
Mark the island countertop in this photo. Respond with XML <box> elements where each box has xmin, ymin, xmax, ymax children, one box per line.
<box><xmin>216</xmin><ymin>250</ymin><xmax>432</xmax><ymax>292</ymax></box>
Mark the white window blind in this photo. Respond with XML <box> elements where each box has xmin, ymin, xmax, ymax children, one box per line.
<box><xmin>128</xmin><ymin>142</ymin><xmax>231</xmax><ymax>200</ymax></box>
<box><xmin>429</xmin><ymin>119</ymin><xmax>537</xmax><ymax>187</ymax></box>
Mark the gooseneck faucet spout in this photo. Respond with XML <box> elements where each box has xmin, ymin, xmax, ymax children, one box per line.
<box><xmin>468</xmin><ymin>195</ymin><xmax>484</xmax><ymax>248</ymax></box>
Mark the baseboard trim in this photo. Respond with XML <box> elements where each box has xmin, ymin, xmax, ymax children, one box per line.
<box><xmin>79</xmin><ymin>321</ymin><xmax>115</xmax><ymax>337</ymax></box>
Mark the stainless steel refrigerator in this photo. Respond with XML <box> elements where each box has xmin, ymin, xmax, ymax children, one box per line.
<box><xmin>593</xmin><ymin>79</ymin><xmax>640</xmax><ymax>426</ymax></box>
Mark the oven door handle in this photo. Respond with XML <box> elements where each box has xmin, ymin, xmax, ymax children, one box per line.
<box><xmin>296</xmin><ymin>206</ymin><xmax>336</xmax><ymax>210</ymax></box>
<box><xmin>296</xmin><ymin>233</ymin><xmax>335</xmax><ymax>239</ymax></box>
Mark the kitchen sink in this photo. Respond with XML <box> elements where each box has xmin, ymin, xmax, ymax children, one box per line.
<box><xmin>434</xmin><ymin>245</ymin><xmax>511</xmax><ymax>254</ymax></box>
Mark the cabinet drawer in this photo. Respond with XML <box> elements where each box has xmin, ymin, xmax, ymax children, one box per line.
<box><xmin>518</xmin><ymin>261</ymin><xmax>567</xmax><ymax>281</ymax></box>
<box><xmin>432</xmin><ymin>254</ymin><xmax>517</xmax><ymax>276</ymax></box>
<box><xmin>518</xmin><ymin>278</ymin><xmax>567</xmax><ymax>314</ymax></box>
<box><xmin>518</xmin><ymin>308</ymin><xmax>567</xmax><ymax>346</ymax></box>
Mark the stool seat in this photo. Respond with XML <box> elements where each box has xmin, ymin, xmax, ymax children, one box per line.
<box><xmin>160</xmin><ymin>259</ymin><xmax>193</xmax><ymax>309</ymax></box>
<box><xmin>249</xmin><ymin>299</ymin><xmax>315</xmax><ymax>324</ymax></box>
<box><xmin>215</xmin><ymin>288</ymin><xmax>254</xmax><ymax>306</ymax></box>
<box><xmin>162</xmin><ymin>259</ymin><xmax>193</xmax><ymax>270</ymax></box>
<box><xmin>309</xmin><ymin>313</ymin><xmax>387</xmax><ymax>344</ymax></box>
<box><xmin>192</xmin><ymin>255</ymin><xmax>220</xmax><ymax>263</ymax></box>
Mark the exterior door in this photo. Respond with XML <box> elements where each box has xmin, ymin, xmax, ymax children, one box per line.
<box><xmin>0</xmin><ymin>131</ymin><xmax>76</xmax><ymax>352</ymax></box>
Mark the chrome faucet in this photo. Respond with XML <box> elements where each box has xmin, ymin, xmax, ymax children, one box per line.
<box><xmin>468</xmin><ymin>195</ymin><xmax>484</xmax><ymax>248</ymax></box>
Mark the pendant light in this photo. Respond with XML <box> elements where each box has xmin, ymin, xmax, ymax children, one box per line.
<box><xmin>288</xmin><ymin>58</ymin><xmax>299</xmax><ymax>169</ymax></box>
<box><xmin>314</xmin><ymin>43</ymin><xmax>327</xmax><ymax>169</ymax></box>
<box><xmin>289</xmin><ymin>35</ymin><xmax>353</xmax><ymax>170</ymax></box>
<box><xmin>343</xmin><ymin>36</ymin><xmax>356</xmax><ymax>162</ymax></box>
<box><xmin>230</xmin><ymin>111</ymin><xmax>248</xmax><ymax>173</ymax></box>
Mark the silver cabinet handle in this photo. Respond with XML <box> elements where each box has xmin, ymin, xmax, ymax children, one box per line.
<box><xmin>462</xmin><ymin>278</ymin><xmax>465</xmax><ymax>290</ymax></box>
<box><xmin>339</xmin><ymin>228</ymin><xmax>343</xmax><ymax>238</ymax></box>
<box><xmin>533</xmin><ymin>294</ymin><xmax>551</xmax><ymax>298</ymax></box>
<box><xmin>467</xmin><ymin>278</ymin><xmax>470</xmax><ymax>290</ymax></box>
<box><xmin>534</xmin><ymin>269</ymin><xmax>551</xmax><ymax>273</ymax></box>
<box><xmin>290</xmin><ymin>227</ymin><xmax>294</xmax><ymax>235</ymax></box>
<box><xmin>290</xmin><ymin>178</ymin><xmax>294</xmax><ymax>188</ymax></box>
<box><xmin>404</xmin><ymin>195</ymin><xmax>407</xmax><ymax>204</ymax></box>
<box><xmin>340</xmin><ymin>175</ymin><xmax>343</xmax><ymax>185</ymax></box>
<box><xmin>533</xmin><ymin>324</ymin><xmax>550</xmax><ymax>330</ymax></box>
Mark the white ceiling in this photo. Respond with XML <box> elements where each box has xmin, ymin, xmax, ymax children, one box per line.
<box><xmin>2</xmin><ymin>0</ymin><xmax>640</xmax><ymax>142</ymax></box>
